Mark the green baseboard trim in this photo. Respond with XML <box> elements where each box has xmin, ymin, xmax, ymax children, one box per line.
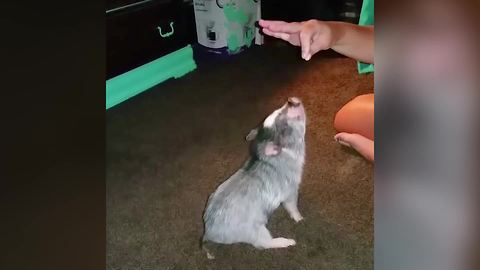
<box><xmin>106</xmin><ymin>45</ymin><xmax>197</xmax><ymax>109</ymax></box>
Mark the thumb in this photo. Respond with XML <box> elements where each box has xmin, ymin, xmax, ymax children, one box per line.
<box><xmin>299</xmin><ymin>30</ymin><xmax>313</xmax><ymax>60</ymax></box>
<box><xmin>309</xmin><ymin>32</ymin><xmax>330</xmax><ymax>57</ymax></box>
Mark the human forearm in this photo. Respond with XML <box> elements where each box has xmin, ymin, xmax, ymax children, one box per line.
<box><xmin>328</xmin><ymin>22</ymin><xmax>374</xmax><ymax>64</ymax></box>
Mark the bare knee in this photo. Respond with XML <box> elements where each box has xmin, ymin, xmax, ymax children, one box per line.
<box><xmin>334</xmin><ymin>93</ymin><xmax>374</xmax><ymax>140</ymax></box>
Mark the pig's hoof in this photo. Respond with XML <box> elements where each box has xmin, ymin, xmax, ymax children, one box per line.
<box><xmin>294</xmin><ymin>216</ymin><xmax>304</xmax><ymax>223</ymax></box>
<box><xmin>206</xmin><ymin>252</ymin><xmax>215</xmax><ymax>260</ymax></box>
<box><xmin>291</xmin><ymin>213</ymin><xmax>304</xmax><ymax>223</ymax></box>
<box><xmin>271</xmin><ymin>237</ymin><xmax>296</xmax><ymax>248</ymax></box>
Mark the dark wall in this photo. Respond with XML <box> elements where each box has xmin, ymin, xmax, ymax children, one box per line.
<box><xmin>261</xmin><ymin>0</ymin><xmax>363</xmax><ymax>24</ymax></box>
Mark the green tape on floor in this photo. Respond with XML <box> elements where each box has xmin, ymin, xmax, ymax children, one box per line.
<box><xmin>106</xmin><ymin>45</ymin><xmax>197</xmax><ymax>109</ymax></box>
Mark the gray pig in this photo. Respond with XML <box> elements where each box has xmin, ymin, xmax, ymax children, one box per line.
<box><xmin>202</xmin><ymin>97</ymin><xmax>306</xmax><ymax>258</ymax></box>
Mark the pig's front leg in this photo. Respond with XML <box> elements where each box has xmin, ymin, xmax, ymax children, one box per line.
<box><xmin>282</xmin><ymin>191</ymin><xmax>303</xmax><ymax>222</ymax></box>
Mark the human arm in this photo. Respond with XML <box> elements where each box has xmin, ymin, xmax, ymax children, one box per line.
<box><xmin>259</xmin><ymin>19</ymin><xmax>374</xmax><ymax>64</ymax></box>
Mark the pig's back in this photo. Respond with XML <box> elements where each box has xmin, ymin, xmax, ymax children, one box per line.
<box><xmin>203</xmin><ymin>169</ymin><xmax>267</xmax><ymax>244</ymax></box>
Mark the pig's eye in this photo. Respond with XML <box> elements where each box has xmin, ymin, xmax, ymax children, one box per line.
<box><xmin>282</xmin><ymin>126</ymin><xmax>293</xmax><ymax>137</ymax></box>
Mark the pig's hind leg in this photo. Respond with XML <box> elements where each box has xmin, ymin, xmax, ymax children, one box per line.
<box><xmin>251</xmin><ymin>225</ymin><xmax>296</xmax><ymax>249</ymax></box>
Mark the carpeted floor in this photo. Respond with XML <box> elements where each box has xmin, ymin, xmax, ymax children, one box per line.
<box><xmin>106</xmin><ymin>44</ymin><xmax>373</xmax><ymax>270</ymax></box>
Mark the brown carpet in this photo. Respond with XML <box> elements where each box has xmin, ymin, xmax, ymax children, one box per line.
<box><xmin>107</xmin><ymin>44</ymin><xmax>373</xmax><ymax>270</ymax></box>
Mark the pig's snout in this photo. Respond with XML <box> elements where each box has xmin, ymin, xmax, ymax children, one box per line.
<box><xmin>288</xmin><ymin>97</ymin><xmax>301</xmax><ymax>107</ymax></box>
<box><xmin>286</xmin><ymin>97</ymin><xmax>305</xmax><ymax>120</ymax></box>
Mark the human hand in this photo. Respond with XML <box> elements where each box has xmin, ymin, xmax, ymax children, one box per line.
<box><xmin>259</xmin><ymin>19</ymin><xmax>336</xmax><ymax>61</ymax></box>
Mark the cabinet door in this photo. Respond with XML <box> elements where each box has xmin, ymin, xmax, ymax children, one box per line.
<box><xmin>106</xmin><ymin>0</ymin><xmax>193</xmax><ymax>79</ymax></box>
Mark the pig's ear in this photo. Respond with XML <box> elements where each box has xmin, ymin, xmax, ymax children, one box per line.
<box><xmin>245</xmin><ymin>128</ymin><xmax>258</xmax><ymax>141</ymax></box>
<box><xmin>264</xmin><ymin>142</ymin><xmax>281</xmax><ymax>156</ymax></box>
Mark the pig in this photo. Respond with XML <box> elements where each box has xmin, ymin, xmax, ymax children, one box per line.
<box><xmin>202</xmin><ymin>97</ymin><xmax>306</xmax><ymax>259</ymax></box>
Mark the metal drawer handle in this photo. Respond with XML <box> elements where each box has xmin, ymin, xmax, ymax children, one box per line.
<box><xmin>157</xmin><ymin>21</ymin><xmax>174</xmax><ymax>38</ymax></box>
